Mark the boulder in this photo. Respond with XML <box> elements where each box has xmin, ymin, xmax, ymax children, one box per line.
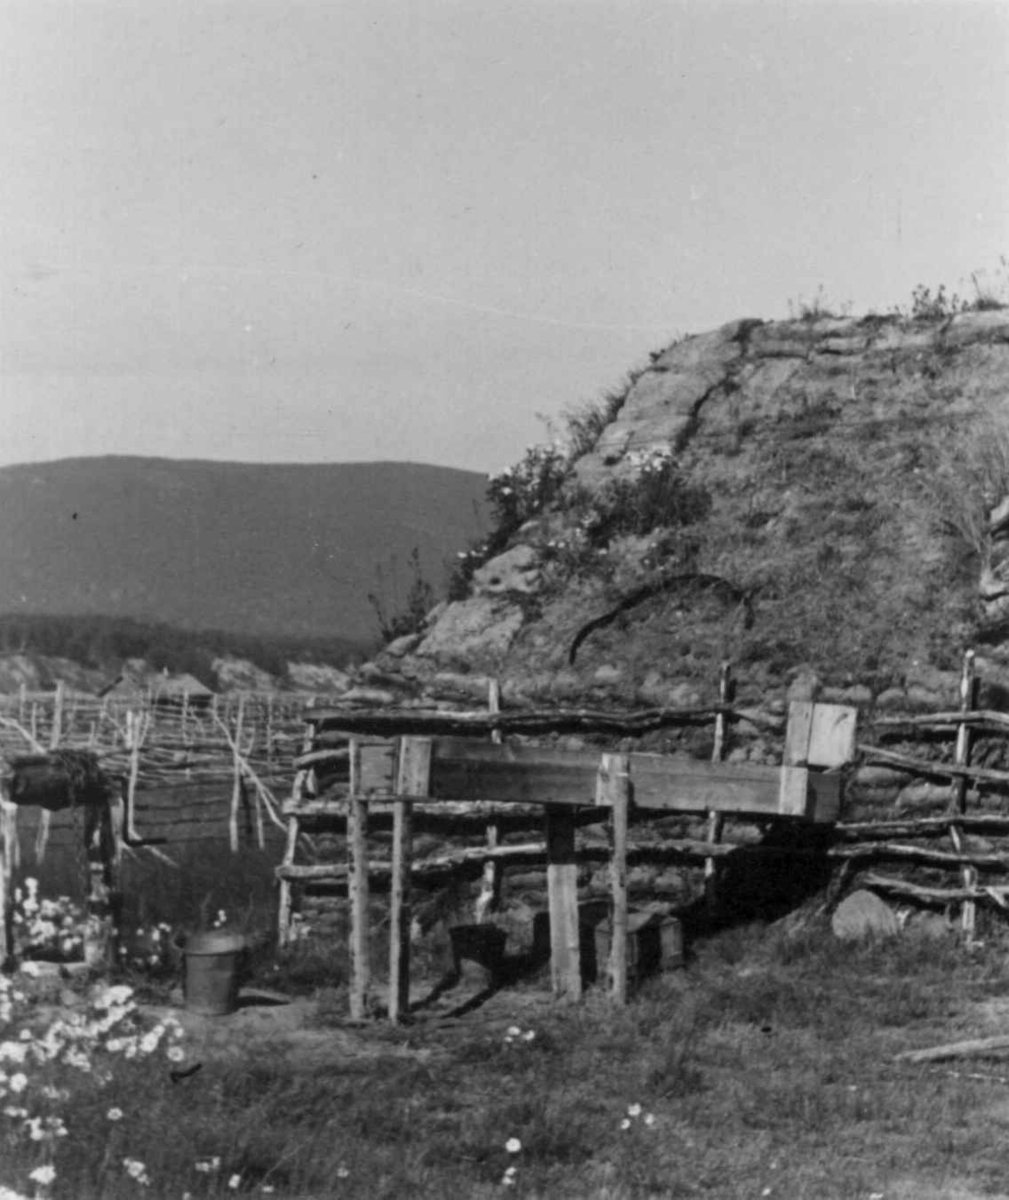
<box><xmin>831</xmin><ymin>889</ymin><xmax>900</xmax><ymax>940</ymax></box>
<box><xmin>472</xmin><ymin>545</ymin><xmax>541</xmax><ymax>596</ymax></box>
<box><xmin>415</xmin><ymin>597</ymin><xmax>525</xmax><ymax>664</ymax></box>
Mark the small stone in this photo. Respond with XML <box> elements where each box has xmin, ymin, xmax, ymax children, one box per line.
<box><xmin>593</xmin><ymin>664</ymin><xmax>623</xmax><ymax>684</ymax></box>
<box><xmin>874</xmin><ymin>687</ymin><xmax>908</xmax><ymax>711</ymax></box>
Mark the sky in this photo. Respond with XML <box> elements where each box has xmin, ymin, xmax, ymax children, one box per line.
<box><xmin>1</xmin><ymin>0</ymin><xmax>1007</xmax><ymax>475</ymax></box>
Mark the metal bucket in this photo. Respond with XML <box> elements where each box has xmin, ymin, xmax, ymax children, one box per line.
<box><xmin>182</xmin><ymin>931</ymin><xmax>247</xmax><ymax>1016</ymax></box>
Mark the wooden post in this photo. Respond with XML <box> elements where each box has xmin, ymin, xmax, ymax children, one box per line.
<box><xmin>35</xmin><ymin>682</ymin><xmax>65</xmax><ymax>861</ymax></box>
<box><xmin>476</xmin><ymin>680</ymin><xmax>503</xmax><ymax>923</ymax></box>
<box><xmin>279</xmin><ymin>718</ymin><xmax>317</xmax><ymax>947</ymax></box>
<box><xmin>705</xmin><ymin>662</ymin><xmax>731</xmax><ymax>914</ymax></box>
<box><xmin>125</xmin><ymin>711</ymin><xmax>142</xmax><ymax>844</ymax></box>
<box><xmin>228</xmin><ymin>696</ymin><xmax>245</xmax><ymax>853</ymax></box>
<box><xmin>0</xmin><ymin>816</ymin><xmax>8</xmax><ymax>966</ymax></box>
<box><xmin>82</xmin><ymin>797</ymin><xmax>121</xmax><ymax>971</ymax></box>
<box><xmin>545</xmin><ymin>806</ymin><xmax>581</xmax><ymax>1001</ymax></box>
<box><xmin>951</xmin><ymin>649</ymin><xmax>978</xmax><ymax>939</ymax></box>
<box><xmin>597</xmin><ymin>754</ymin><xmax>630</xmax><ymax>1004</ymax></box>
<box><xmin>348</xmin><ymin>739</ymin><xmax>372</xmax><ymax>1020</ymax></box>
<box><xmin>389</xmin><ymin>737</ymin><xmax>430</xmax><ymax>1023</ymax></box>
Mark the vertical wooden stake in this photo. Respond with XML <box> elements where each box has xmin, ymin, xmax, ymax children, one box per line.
<box><xmin>348</xmin><ymin>739</ymin><xmax>372</xmax><ymax>1020</ymax></box>
<box><xmin>123</xmin><ymin>711</ymin><xmax>146</xmax><ymax>845</ymax></box>
<box><xmin>228</xmin><ymin>696</ymin><xmax>245</xmax><ymax>853</ymax></box>
<box><xmin>82</xmin><ymin>797</ymin><xmax>121</xmax><ymax>971</ymax></box>
<box><xmin>705</xmin><ymin>663</ymin><xmax>731</xmax><ymax>914</ymax></box>
<box><xmin>0</xmin><ymin>814</ymin><xmax>8</xmax><ymax>966</ymax></box>
<box><xmin>279</xmin><ymin>720</ymin><xmax>314</xmax><ymax>948</ymax></box>
<box><xmin>545</xmin><ymin>806</ymin><xmax>581</xmax><ymax>1002</ymax></box>
<box><xmin>389</xmin><ymin>737</ymin><xmax>429</xmax><ymax>1023</ymax></box>
<box><xmin>951</xmin><ymin>649</ymin><xmax>977</xmax><ymax>939</ymax></box>
<box><xmin>952</xmin><ymin>650</ymin><xmax>976</xmax><ymax>817</ymax></box>
<box><xmin>598</xmin><ymin>754</ymin><xmax>630</xmax><ymax>1004</ymax></box>
<box><xmin>35</xmin><ymin>682</ymin><xmax>65</xmax><ymax>861</ymax></box>
<box><xmin>711</xmin><ymin>661</ymin><xmax>731</xmax><ymax>764</ymax></box>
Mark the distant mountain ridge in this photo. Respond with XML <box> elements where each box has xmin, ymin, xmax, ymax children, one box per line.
<box><xmin>0</xmin><ymin>456</ymin><xmax>489</xmax><ymax>642</ymax></box>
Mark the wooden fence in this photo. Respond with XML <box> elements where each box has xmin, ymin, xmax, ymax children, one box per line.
<box><xmin>0</xmin><ymin>687</ymin><xmax>317</xmax><ymax>855</ymax></box>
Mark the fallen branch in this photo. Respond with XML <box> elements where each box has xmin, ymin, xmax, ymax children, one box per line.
<box><xmin>858</xmin><ymin>744</ymin><xmax>1009</xmax><ymax>789</ymax></box>
<box><xmin>897</xmin><ymin>1036</ymin><xmax>1009</xmax><ymax>1064</ymax></box>
<box><xmin>837</xmin><ymin>815</ymin><xmax>1009</xmax><ymax>839</ymax></box>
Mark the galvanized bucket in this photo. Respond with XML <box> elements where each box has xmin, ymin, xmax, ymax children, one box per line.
<box><xmin>181</xmin><ymin>931</ymin><xmax>247</xmax><ymax>1016</ymax></box>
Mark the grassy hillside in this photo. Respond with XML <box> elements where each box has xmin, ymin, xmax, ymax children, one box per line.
<box><xmin>382</xmin><ymin>308</ymin><xmax>1009</xmax><ymax>705</ymax></box>
<box><xmin>0</xmin><ymin>457</ymin><xmax>489</xmax><ymax>643</ymax></box>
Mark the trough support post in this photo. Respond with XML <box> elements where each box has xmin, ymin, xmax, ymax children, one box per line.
<box><xmin>389</xmin><ymin>737</ymin><xmax>429</xmax><ymax>1023</ymax></box>
<box><xmin>599</xmin><ymin>754</ymin><xmax>630</xmax><ymax>1004</ymax></box>
<box><xmin>545</xmin><ymin>806</ymin><xmax>581</xmax><ymax>1002</ymax></box>
<box><xmin>348</xmin><ymin>739</ymin><xmax>372</xmax><ymax>1020</ymax></box>
<box><xmin>476</xmin><ymin>679</ymin><xmax>503</xmax><ymax>924</ymax></box>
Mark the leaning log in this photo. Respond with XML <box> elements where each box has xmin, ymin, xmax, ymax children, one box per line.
<box><xmin>304</xmin><ymin>704</ymin><xmax>785</xmax><ymax>738</ymax></box>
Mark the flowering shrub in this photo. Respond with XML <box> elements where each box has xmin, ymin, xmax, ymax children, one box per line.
<box><xmin>587</xmin><ymin>447</ymin><xmax>711</xmax><ymax>543</ymax></box>
<box><xmin>449</xmin><ymin>442</ymin><xmax>573</xmax><ymax>596</ymax></box>
<box><xmin>117</xmin><ymin>921</ymin><xmax>175</xmax><ymax>977</ymax></box>
<box><xmin>10</xmin><ymin>881</ymin><xmax>85</xmax><ymax>964</ymax></box>
<box><xmin>487</xmin><ymin>443</ymin><xmax>570</xmax><ymax>535</ymax></box>
<box><xmin>0</xmin><ymin>974</ymin><xmax>187</xmax><ymax>1197</ymax></box>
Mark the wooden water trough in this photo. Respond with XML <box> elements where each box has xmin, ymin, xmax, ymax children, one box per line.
<box><xmin>279</xmin><ymin>700</ymin><xmax>856</xmax><ymax>1021</ymax></box>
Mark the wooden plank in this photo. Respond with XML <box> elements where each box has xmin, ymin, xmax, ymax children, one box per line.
<box><xmin>358</xmin><ymin>740</ymin><xmax>398</xmax><ymax>796</ymax></box>
<box><xmin>389</xmin><ymin>738</ymin><xmax>429</xmax><ymax>1023</ymax></box>
<box><xmin>783</xmin><ymin>701</ymin><xmax>815</xmax><ymax>766</ymax></box>
<box><xmin>545</xmin><ymin>807</ymin><xmax>581</xmax><ymax>1001</ymax></box>
<box><xmin>778</xmin><ymin>765</ymin><xmax>810</xmax><ymax>817</ymax></box>
<box><xmin>429</xmin><ymin>740</ymin><xmax>803</xmax><ymax>818</ymax></box>
<box><xmin>599</xmin><ymin>754</ymin><xmax>629</xmax><ymax>1004</ymax></box>
<box><xmin>808</xmin><ymin>704</ymin><xmax>858</xmax><ymax>768</ymax></box>
<box><xmin>347</xmin><ymin>740</ymin><xmax>371</xmax><ymax>1021</ymax></box>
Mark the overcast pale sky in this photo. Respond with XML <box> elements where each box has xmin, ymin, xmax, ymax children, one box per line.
<box><xmin>1</xmin><ymin>0</ymin><xmax>1006</xmax><ymax>474</ymax></box>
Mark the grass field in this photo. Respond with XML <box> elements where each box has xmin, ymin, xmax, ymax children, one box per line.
<box><xmin>6</xmin><ymin>904</ymin><xmax>1009</xmax><ymax>1199</ymax></box>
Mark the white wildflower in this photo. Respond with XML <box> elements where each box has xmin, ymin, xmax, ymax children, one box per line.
<box><xmin>505</xmin><ymin>1137</ymin><xmax>522</xmax><ymax>1154</ymax></box>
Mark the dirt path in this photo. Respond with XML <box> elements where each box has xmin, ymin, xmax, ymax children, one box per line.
<box><xmin>143</xmin><ymin>977</ymin><xmax>560</xmax><ymax>1072</ymax></box>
